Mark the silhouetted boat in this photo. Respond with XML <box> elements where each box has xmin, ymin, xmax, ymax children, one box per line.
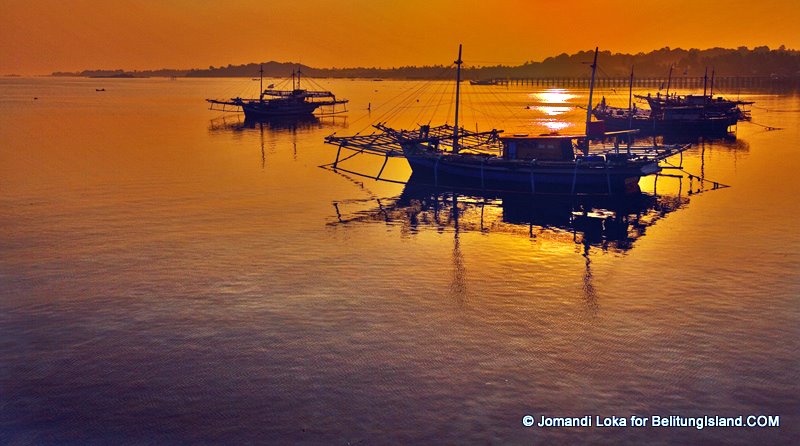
<box><xmin>95</xmin><ymin>88</ymin><xmax>105</xmax><ymax>92</ymax></box>
<box><xmin>207</xmin><ymin>65</ymin><xmax>348</xmax><ymax>119</ymax></box>
<box><xmin>593</xmin><ymin>67</ymin><xmax>753</xmax><ymax>135</ymax></box>
<box><xmin>325</xmin><ymin>46</ymin><xmax>689</xmax><ymax>195</ymax></box>
<box><xmin>469</xmin><ymin>79</ymin><xmax>498</xmax><ymax>86</ymax></box>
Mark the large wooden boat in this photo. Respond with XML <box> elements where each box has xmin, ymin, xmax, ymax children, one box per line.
<box><xmin>207</xmin><ymin>66</ymin><xmax>347</xmax><ymax>119</ymax></box>
<box><xmin>592</xmin><ymin>67</ymin><xmax>753</xmax><ymax>134</ymax></box>
<box><xmin>325</xmin><ymin>46</ymin><xmax>689</xmax><ymax>195</ymax></box>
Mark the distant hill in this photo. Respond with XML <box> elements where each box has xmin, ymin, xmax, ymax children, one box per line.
<box><xmin>52</xmin><ymin>46</ymin><xmax>800</xmax><ymax>79</ymax></box>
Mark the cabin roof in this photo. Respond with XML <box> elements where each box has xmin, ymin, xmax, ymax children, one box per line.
<box><xmin>500</xmin><ymin>133</ymin><xmax>583</xmax><ymax>140</ymax></box>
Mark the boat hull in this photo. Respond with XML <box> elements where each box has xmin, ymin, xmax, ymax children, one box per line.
<box><xmin>402</xmin><ymin>150</ymin><xmax>655</xmax><ymax>194</ymax></box>
<box><xmin>242</xmin><ymin>102</ymin><xmax>321</xmax><ymax>119</ymax></box>
<box><xmin>598</xmin><ymin>115</ymin><xmax>735</xmax><ymax>135</ymax></box>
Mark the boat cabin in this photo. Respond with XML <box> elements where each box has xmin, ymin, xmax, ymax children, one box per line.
<box><xmin>499</xmin><ymin>134</ymin><xmax>576</xmax><ymax>161</ymax></box>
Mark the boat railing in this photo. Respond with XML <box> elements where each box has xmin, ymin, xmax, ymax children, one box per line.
<box><xmin>261</xmin><ymin>89</ymin><xmax>339</xmax><ymax>99</ymax></box>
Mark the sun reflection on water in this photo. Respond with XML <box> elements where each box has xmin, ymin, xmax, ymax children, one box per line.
<box><xmin>527</xmin><ymin>89</ymin><xmax>577</xmax><ymax>121</ymax></box>
<box><xmin>541</xmin><ymin>120</ymin><xmax>572</xmax><ymax>132</ymax></box>
<box><xmin>530</xmin><ymin>89</ymin><xmax>577</xmax><ymax>104</ymax></box>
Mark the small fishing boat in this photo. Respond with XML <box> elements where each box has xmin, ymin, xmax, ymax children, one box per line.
<box><xmin>469</xmin><ymin>79</ymin><xmax>498</xmax><ymax>86</ymax></box>
<box><xmin>207</xmin><ymin>65</ymin><xmax>348</xmax><ymax>119</ymax></box>
<box><xmin>325</xmin><ymin>46</ymin><xmax>689</xmax><ymax>195</ymax></box>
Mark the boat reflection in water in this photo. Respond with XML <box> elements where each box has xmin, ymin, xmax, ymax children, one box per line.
<box><xmin>331</xmin><ymin>173</ymin><xmax>689</xmax><ymax>253</ymax></box>
<box><xmin>208</xmin><ymin>114</ymin><xmax>348</xmax><ymax>133</ymax></box>
<box><xmin>331</xmin><ymin>173</ymin><xmax>690</xmax><ymax>307</ymax></box>
<box><xmin>209</xmin><ymin>114</ymin><xmax>347</xmax><ymax>167</ymax></box>
<box><xmin>640</xmin><ymin>131</ymin><xmax>748</xmax><ymax>147</ymax></box>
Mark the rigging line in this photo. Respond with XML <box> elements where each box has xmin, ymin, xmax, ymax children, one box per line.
<box><xmin>304</xmin><ymin>76</ymin><xmax>337</xmax><ymax>93</ymax></box>
<box><xmin>344</xmin><ymin>109</ymin><xmax>378</xmax><ymax>130</ymax></box>
<box><xmin>475</xmin><ymin>85</ymin><xmax>508</xmax><ymax>127</ymax></box>
<box><xmin>483</xmin><ymin>84</ymin><xmax>528</xmax><ymax>124</ymax></box>
<box><xmin>212</xmin><ymin>72</ymin><xmax>252</xmax><ymax>99</ymax></box>
<box><xmin>407</xmin><ymin>77</ymin><xmax>445</xmax><ymax>128</ymax></box>
<box><xmin>458</xmin><ymin>82</ymin><xmax>471</xmax><ymax>130</ymax></box>
<box><xmin>379</xmin><ymin>67</ymin><xmax>454</xmax><ymax>127</ymax></box>
<box><xmin>750</xmin><ymin>105</ymin><xmax>800</xmax><ymax>112</ymax></box>
<box><xmin>660</xmin><ymin>159</ymin><xmax>732</xmax><ymax>189</ymax></box>
<box><xmin>380</xmin><ymin>81</ymin><xmax>435</xmax><ymax>126</ymax></box>
<box><xmin>596</xmin><ymin>65</ymin><xmax>626</xmax><ymax>103</ymax></box>
<box><xmin>215</xmin><ymin>76</ymin><xmax>254</xmax><ymax>102</ymax></box>
<box><xmin>462</xmin><ymin>101</ymin><xmax>501</xmax><ymax>120</ymax></box>
<box><xmin>485</xmin><ymin>86</ymin><xmax>515</xmax><ymax>128</ymax></box>
<box><xmin>445</xmin><ymin>73</ymin><xmax>455</xmax><ymax>124</ymax></box>
<box><xmin>464</xmin><ymin>83</ymin><xmax>478</xmax><ymax>130</ymax></box>
<box><xmin>747</xmin><ymin>120</ymin><xmax>783</xmax><ymax>131</ymax></box>
<box><xmin>338</xmin><ymin>83</ymin><xmax>424</xmax><ymax>131</ymax></box>
<box><xmin>302</xmin><ymin>75</ymin><xmax>325</xmax><ymax>90</ymax></box>
<box><xmin>471</xmin><ymin>84</ymin><xmax>496</xmax><ymax>126</ymax></box>
<box><xmin>496</xmin><ymin>89</ymin><xmax>524</xmax><ymax>128</ymax></box>
<box><xmin>352</xmin><ymin>80</ymin><xmax>424</xmax><ymax>133</ymax></box>
<box><xmin>498</xmin><ymin>85</ymin><xmax>533</xmax><ymax>121</ymax></box>
<box><xmin>262</xmin><ymin>72</ymin><xmax>292</xmax><ymax>93</ymax></box>
<box><xmin>432</xmin><ymin>77</ymin><xmax>456</xmax><ymax>122</ymax></box>
<box><xmin>470</xmin><ymin>84</ymin><xmax>483</xmax><ymax>130</ymax></box>
<box><xmin>358</xmin><ymin>66</ymin><xmax>454</xmax><ymax>132</ymax></box>
<box><xmin>344</xmin><ymin>78</ymin><xmax>436</xmax><ymax>133</ymax></box>
<box><xmin>428</xmin><ymin>79</ymin><xmax>451</xmax><ymax>125</ymax></box>
<box><xmin>415</xmin><ymin>78</ymin><xmax>449</xmax><ymax>126</ymax></box>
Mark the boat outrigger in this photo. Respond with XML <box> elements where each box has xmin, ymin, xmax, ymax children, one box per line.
<box><xmin>324</xmin><ymin>46</ymin><xmax>690</xmax><ymax>195</ymax></box>
<box><xmin>207</xmin><ymin>65</ymin><xmax>348</xmax><ymax>120</ymax></box>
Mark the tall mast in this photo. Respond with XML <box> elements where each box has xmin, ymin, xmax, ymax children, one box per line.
<box><xmin>703</xmin><ymin>66</ymin><xmax>708</xmax><ymax>96</ymax></box>
<box><xmin>259</xmin><ymin>64</ymin><xmax>263</xmax><ymax>98</ymax></box>
<box><xmin>666</xmin><ymin>64</ymin><xmax>673</xmax><ymax>97</ymax></box>
<box><xmin>291</xmin><ymin>70</ymin><xmax>296</xmax><ymax>90</ymax></box>
<box><xmin>710</xmin><ymin>68</ymin><xmax>715</xmax><ymax>96</ymax></box>
<box><xmin>297</xmin><ymin>66</ymin><xmax>301</xmax><ymax>89</ymax></box>
<box><xmin>628</xmin><ymin>65</ymin><xmax>634</xmax><ymax>130</ymax></box>
<box><xmin>584</xmin><ymin>46</ymin><xmax>599</xmax><ymax>155</ymax></box>
<box><xmin>453</xmin><ymin>44</ymin><xmax>463</xmax><ymax>154</ymax></box>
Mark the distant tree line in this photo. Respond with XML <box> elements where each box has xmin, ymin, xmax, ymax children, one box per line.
<box><xmin>52</xmin><ymin>46</ymin><xmax>800</xmax><ymax>79</ymax></box>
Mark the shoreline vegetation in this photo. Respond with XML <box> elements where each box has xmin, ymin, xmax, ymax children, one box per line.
<box><xmin>50</xmin><ymin>46</ymin><xmax>800</xmax><ymax>80</ymax></box>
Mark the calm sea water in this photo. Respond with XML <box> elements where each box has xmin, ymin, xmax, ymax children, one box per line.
<box><xmin>1</xmin><ymin>77</ymin><xmax>799</xmax><ymax>445</ymax></box>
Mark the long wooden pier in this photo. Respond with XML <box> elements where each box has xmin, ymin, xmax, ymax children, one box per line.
<box><xmin>492</xmin><ymin>75</ymin><xmax>799</xmax><ymax>89</ymax></box>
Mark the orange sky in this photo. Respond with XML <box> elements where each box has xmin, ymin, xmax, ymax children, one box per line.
<box><xmin>2</xmin><ymin>0</ymin><xmax>799</xmax><ymax>75</ymax></box>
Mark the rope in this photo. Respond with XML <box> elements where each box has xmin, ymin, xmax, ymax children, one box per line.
<box><xmin>751</xmin><ymin>104</ymin><xmax>800</xmax><ymax>113</ymax></box>
<box><xmin>353</xmin><ymin>65</ymin><xmax>453</xmax><ymax>133</ymax></box>
<box><xmin>428</xmin><ymin>78</ymin><xmax>451</xmax><ymax>125</ymax></box>
<box><xmin>660</xmin><ymin>159</ymin><xmax>732</xmax><ymax>193</ymax></box>
<box><xmin>746</xmin><ymin>120</ymin><xmax>783</xmax><ymax>131</ymax></box>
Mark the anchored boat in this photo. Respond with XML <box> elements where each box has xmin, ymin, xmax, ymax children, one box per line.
<box><xmin>324</xmin><ymin>46</ymin><xmax>689</xmax><ymax>195</ymax></box>
<box><xmin>207</xmin><ymin>65</ymin><xmax>348</xmax><ymax>120</ymax></box>
<box><xmin>593</xmin><ymin>66</ymin><xmax>753</xmax><ymax>135</ymax></box>
<box><xmin>469</xmin><ymin>79</ymin><xmax>499</xmax><ymax>86</ymax></box>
